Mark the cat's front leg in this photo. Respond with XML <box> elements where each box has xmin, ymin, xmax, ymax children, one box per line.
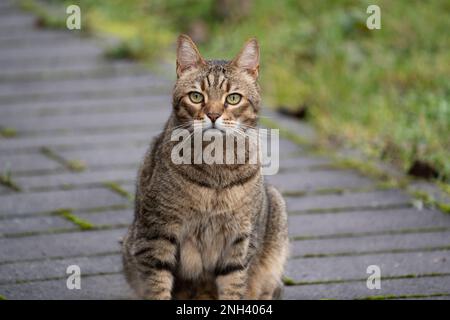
<box><xmin>216</xmin><ymin>268</ymin><xmax>249</xmax><ymax>299</ymax></box>
<box><xmin>215</xmin><ymin>235</ymin><xmax>252</xmax><ymax>299</ymax></box>
<box><xmin>127</xmin><ymin>232</ymin><xmax>179</xmax><ymax>300</ymax></box>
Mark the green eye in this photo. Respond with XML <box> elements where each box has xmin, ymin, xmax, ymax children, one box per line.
<box><xmin>226</xmin><ymin>93</ymin><xmax>242</xmax><ymax>105</ymax></box>
<box><xmin>189</xmin><ymin>92</ymin><xmax>204</xmax><ymax>103</ymax></box>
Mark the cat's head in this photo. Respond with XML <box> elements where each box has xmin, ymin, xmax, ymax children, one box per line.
<box><xmin>172</xmin><ymin>34</ymin><xmax>260</xmax><ymax>133</ymax></box>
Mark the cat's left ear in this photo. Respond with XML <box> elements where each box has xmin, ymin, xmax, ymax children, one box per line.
<box><xmin>230</xmin><ymin>38</ymin><xmax>259</xmax><ymax>79</ymax></box>
<box><xmin>176</xmin><ymin>34</ymin><xmax>206</xmax><ymax>78</ymax></box>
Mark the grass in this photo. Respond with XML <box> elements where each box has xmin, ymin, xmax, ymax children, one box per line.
<box><xmin>411</xmin><ymin>191</ymin><xmax>450</xmax><ymax>214</ymax></box>
<box><xmin>40</xmin><ymin>146</ymin><xmax>87</xmax><ymax>172</ymax></box>
<box><xmin>0</xmin><ymin>127</ymin><xmax>17</xmax><ymax>138</ymax></box>
<box><xmin>27</xmin><ymin>0</ymin><xmax>450</xmax><ymax>186</ymax></box>
<box><xmin>54</xmin><ymin>208</ymin><xmax>94</xmax><ymax>230</ymax></box>
<box><xmin>103</xmin><ymin>181</ymin><xmax>134</xmax><ymax>201</ymax></box>
<box><xmin>0</xmin><ymin>166</ymin><xmax>21</xmax><ymax>192</ymax></box>
<box><xmin>20</xmin><ymin>0</ymin><xmax>68</xmax><ymax>29</ymax></box>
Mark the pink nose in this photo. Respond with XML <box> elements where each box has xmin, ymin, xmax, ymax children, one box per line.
<box><xmin>206</xmin><ymin>112</ymin><xmax>221</xmax><ymax>123</ymax></box>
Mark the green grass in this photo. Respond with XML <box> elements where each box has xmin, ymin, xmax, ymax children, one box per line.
<box><xmin>0</xmin><ymin>166</ymin><xmax>21</xmax><ymax>192</ymax></box>
<box><xmin>30</xmin><ymin>0</ymin><xmax>450</xmax><ymax>185</ymax></box>
<box><xmin>54</xmin><ymin>208</ymin><xmax>94</xmax><ymax>230</ymax></box>
<box><xmin>103</xmin><ymin>181</ymin><xmax>134</xmax><ymax>201</ymax></box>
<box><xmin>20</xmin><ymin>0</ymin><xmax>67</xmax><ymax>29</ymax></box>
<box><xmin>0</xmin><ymin>127</ymin><xmax>17</xmax><ymax>138</ymax></box>
<box><xmin>40</xmin><ymin>147</ymin><xmax>87</xmax><ymax>172</ymax></box>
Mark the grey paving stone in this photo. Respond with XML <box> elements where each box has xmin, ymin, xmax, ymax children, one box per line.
<box><xmin>278</xmin><ymin>139</ymin><xmax>300</xmax><ymax>155</ymax></box>
<box><xmin>285</xmin><ymin>250</ymin><xmax>450</xmax><ymax>283</ymax></box>
<box><xmin>0</xmin><ymin>215</ymin><xmax>73</xmax><ymax>237</ymax></box>
<box><xmin>0</xmin><ymin>74</ymin><xmax>165</xmax><ymax>96</ymax></box>
<box><xmin>0</xmin><ymin>95</ymin><xmax>171</xmax><ymax>118</ymax></box>
<box><xmin>15</xmin><ymin>168</ymin><xmax>137</xmax><ymax>190</ymax></box>
<box><xmin>0</xmin><ymin>185</ymin><xmax>10</xmax><ymax>194</ymax></box>
<box><xmin>0</xmin><ymin>254</ymin><xmax>122</xmax><ymax>285</ymax></box>
<box><xmin>0</xmin><ymin>273</ymin><xmax>132</xmax><ymax>300</ymax></box>
<box><xmin>120</xmin><ymin>183</ymin><xmax>136</xmax><ymax>196</ymax></box>
<box><xmin>0</xmin><ymin>84</ymin><xmax>169</xmax><ymax>105</ymax></box>
<box><xmin>0</xmin><ymin>54</ymin><xmax>101</xmax><ymax>72</ymax></box>
<box><xmin>0</xmin><ymin>130</ymin><xmax>158</xmax><ymax>153</ymax></box>
<box><xmin>263</xmin><ymin>109</ymin><xmax>316</xmax><ymax>141</ymax></box>
<box><xmin>1</xmin><ymin>110</ymin><xmax>167</xmax><ymax>136</ymax></box>
<box><xmin>77</xmin><ymin>210</ymin><xmax>133</xmax><ymax>227</ymax></box>
<box><xmin>0</xmin><ymin>42</ymin><xmax>102</xmax><ymax>61</ymax></box>
<box><xmin>58</xmin><ymin>146</ymin><xmax>148</xmax><ymax>168</ymax></box>
<box><xmin>279</xmin><ymin>156</ymin><xmax>331</xmax><ymax>171</ymax></box>
<box><xmin>267</xmin><ymin>170</ymin><xmax>374</xmax><ymax>193</ymax></box>
<box><xmin>0</xmin><ymin>13</ymin><xmax>35</xmax><ymax>30</ymax></box>
<box><xmin>283</xmin><ymin>275</ymin><xmax>450</xmax><ymax>300</ymax></box>
<box><xmin>0</xmin><ymin>152</ymin><xmax>62</xmax><ymax>173</ymax></box>
<box><xmin>0</xmin><ymin>60</ymin><xmax>147</xmax><ymax>82</ymax></box>
<box><xmin>0</xmin><ymin>29</ymin><xmax>73</xmax><ymax>47</ymax></box>
<box><xmin>0</xmin><ymin>228</ymin><xmax>126</xmax><ymax>263</ymax></box>
<box><xmin>288</xmin><ymin>207</ymin><xmax>450</xmax><ymax>237</ymax></box>
<box><xmin>290</xmin><ymin>231</ymin><xmax>450</xmax><ymax>257</ymax></box>
<box><xmin>285</xmin><ymin>190</ymin><xmax>411</xmax><ymax>212</ymax></box>
<box><xmin>0</xmin><ymin>188</ymin><xmax>126</xmax><ymax>217</ymax></box>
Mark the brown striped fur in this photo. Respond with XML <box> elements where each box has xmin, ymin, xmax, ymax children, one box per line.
<box><xmin>122</xmin><ymin>35</ymin><xmax>289</xmax><ymax>300</ymax></box>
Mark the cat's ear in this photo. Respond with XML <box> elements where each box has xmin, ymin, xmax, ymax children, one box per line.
<box><xmin>230</xmin><ymin>38</ymin><xmax>259</xmax><ymax>79</ymax></box>
<box><xmin>176</xmin><ymin>34</ymin><xmax>206</xmax><ymax>78</ymax></box>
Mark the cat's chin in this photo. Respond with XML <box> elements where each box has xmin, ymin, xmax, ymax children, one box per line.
<box><xmin>202</xmin><ymin>127</ymin><xmax>226</xmax><ymax>134</ymax></box>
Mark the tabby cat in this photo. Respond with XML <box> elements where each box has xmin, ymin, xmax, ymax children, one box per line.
<box><xmin>122</xmin><ymin>35</ymin><xmax>289</xmax><ymax>300</ymax></box>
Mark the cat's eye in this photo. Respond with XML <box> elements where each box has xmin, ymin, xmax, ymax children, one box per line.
<box><xmin>189</xmin><ymin>92</ymin><xmax>204</xmax><ymax>104</ymax></box>
<box><xmin>226</xmin><ymin>93</ymin><xmax>242</xmax><ymax>105</ymax></box>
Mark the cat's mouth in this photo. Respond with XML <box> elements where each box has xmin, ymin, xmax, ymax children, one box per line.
<box><xmin>202</xmin><ymin>126</ymin><xmax>226</xmax><ymax>134</ymax></box>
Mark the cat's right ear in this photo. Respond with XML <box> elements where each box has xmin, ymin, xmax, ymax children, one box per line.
<box><xmin>176</xmin><ymin>34</ymin><xmax>206</xmax><ymax>78</ymax></box>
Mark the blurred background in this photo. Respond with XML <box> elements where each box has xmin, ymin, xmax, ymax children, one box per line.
<box><xmin>21</xmin><ymin>0</ymin><xmax>449</xmax><ymax>187</ymax></box>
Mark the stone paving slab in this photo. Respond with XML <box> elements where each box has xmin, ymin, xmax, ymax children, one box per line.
<box><xmin>58</xmin><ymin>146</ymin><xmax>148</xmax><ymax>168</ymax></box>
<box><xmin>0</xmin><ymin>215</ymin><xmax>74</xmax><ymax>237</ymax></box>
<box><xmin>0</xmin><ymin>29</ymin><xmax>74</xmax><ymax>46</ymax></box>
<box><xmin>0</xmin><ymin>61</ymin><xmax>148</xmax><ymax>82</ymax></box>
<box><xmin>1</xmin><ymin>110</ymin><xmax>168</xmax><ymax>133</ymax></box>
<box><xmin>0</xmin><ymin>95</ymin><xmax>171</xmax><ymax>118</ymax></box>
<box><xmin>0</xmin><ymin>131</ymin><xmax>152</xmax><ymax>153</ymax></box>
<box><xmin>0</xmin><ymin>83</ymin><xmax>169</xmax><ymax>105</ymax></box>
<box><xmin>283</xmin><ymin>275</ymin><xmax>450</xmax><ymax>300</ymax></box>
<box><xmin>0</xmin><ymin>274</ymin><xmax>132</xmax><ymax>300</ymax></box>
<box><xmin>0</xmin><ymin>42</ymin><xmax>103</xmax><ymax>62</ymax></box>
<box><xmin>285</xmin><ymin>190</ymin><xmax>411</xmax><ymax>212</ymax></box>
<box><xmin>0</xmin><ymin>188</ymin><xmax>127</xmax><ymax>217</ymax></box>
<box><xmin>0</xmin><ymin>74</ymin><xmax>165</xmax><ymax>96</ymax></box>
<box><xmin>267</xmin><ymin>170</ymin><xmax>374</xmax><ymax>193</ymax></box>
<box><xmin>0</xmin><ymin>152</ymin><xmax>64</xmax><ymax>173</ymax></box>
<box><xmin>14</xmin><ymin>168</ymin><xmax>137</xmax><ymax>191</ymax></box>
<box><xmin>0</xmin><ymin>228</ymin><xmax>126</xmax><ymax>263</ymax></box>
<box><xmin>290</xmin><ymin>231</ymin><xmax>450</xmax><ymax>257</ymax></box>
<box><xmin>0</xmin><ymin>254</ymin><xmax>122</xmax><ymax>285</ymax></box>
<box><xmin>287</xmin><ymin>208</ymin><xmax>450</xmax><ymax>237</ymax></box>
<box><xmin>77</xmin><ymin>210</ymin><xmax>133</xmax><ymax>227</ymax></box>
<box><xmin>286</xmin><ymin>250</ymin><xmax>450</xmax><ymax>282</ymax></box>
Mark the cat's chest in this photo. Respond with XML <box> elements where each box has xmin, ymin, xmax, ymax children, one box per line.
<box><xmin>178</xmin><ymin>214</ymin><xmax>238</xmax><ymax>280</ymax></box>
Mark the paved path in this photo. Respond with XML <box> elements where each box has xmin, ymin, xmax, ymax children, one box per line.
<box><xmin>0</xmin><ymin>1</ymin><xmax>449</xmax><ymax>300</ymax></box>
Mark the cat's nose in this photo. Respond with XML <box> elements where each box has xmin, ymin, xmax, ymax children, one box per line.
<box><xmin>206</xmin><ymin>112</ymin><xmax>222</xmax><ymax>123</ymax></box>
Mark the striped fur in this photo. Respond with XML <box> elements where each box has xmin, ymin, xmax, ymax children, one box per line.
<box><xmin>122</xmin><ymin>35</ymin><xmax>289</xmax><ymax>300</ymax></box>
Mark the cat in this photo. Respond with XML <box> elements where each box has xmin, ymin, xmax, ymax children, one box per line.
<box><xmin>122</xmin><ymin>34</ymin><xmax>289</xmax><ymax>300</ymax></box>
